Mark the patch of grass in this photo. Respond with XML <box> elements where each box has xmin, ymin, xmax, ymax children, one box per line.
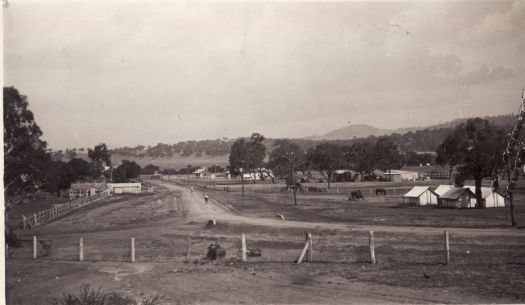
<box><xmin>291</xmin><ymin>272</ymin><xmax>315</xmax><ymax>286</ymax></box>
<box><xmin>51</xmin><ymin>284</ymin><xmax>161</xmax><ymax>305</ymax></box>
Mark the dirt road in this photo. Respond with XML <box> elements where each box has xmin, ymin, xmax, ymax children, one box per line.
<box><xmin>154</xmin><ymin>180</ymin><xmax>525</xmax><ymax>238</ymax></box>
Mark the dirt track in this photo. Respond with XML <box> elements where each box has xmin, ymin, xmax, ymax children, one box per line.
<box><xmin>155</xmin><ymin>180</ymin><xmax>525</xmax><ymax>238</ymax></box>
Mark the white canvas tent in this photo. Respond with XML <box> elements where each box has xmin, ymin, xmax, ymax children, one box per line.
<box><xmin>434</xmin><ymin>185</ymin><xmax>454</xmax><ymax>197</ymax></box>
<box><xmin>402</xmin><ymin>186</ymin><xmax>438</xmax><ymax>206</ymax></box>
<box><xmin>464</xmin><ymin>186</ymin><xmax>505</xmax><ymax>208</ymax></box>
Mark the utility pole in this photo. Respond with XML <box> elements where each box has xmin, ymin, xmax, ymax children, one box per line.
<box><xmin>241</xmin><ymin>160</ymin><xmax>245</xmax><ymax>196</ymax></box>
<box><xmin>187</xmin><ymin>164</ymin><xmax>191</xmax><ymax>186</ymax></box>
<box><xmin>287</xmin><ymin>152</ymin><xmax>298</xmax><ymax>206</ymax></box>
<box><xmin>504</xmin><ymin>134</ymin><xmax>516</xmax><ymax>226</ymax></box>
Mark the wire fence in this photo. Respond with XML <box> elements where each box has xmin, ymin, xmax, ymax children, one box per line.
<box><xmin>7</xmin><ymin>230</ymin><xmax>525</xmax><ymax>267</ymax></box>
<box><xmin>159</xmin><ymin>176</ymin><xmax>415</xmax><ymax>197</ymax></box>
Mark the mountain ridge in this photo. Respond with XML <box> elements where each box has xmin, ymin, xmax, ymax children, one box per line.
<box><xmin>306</xmin><ymin>114</ymin><xmax>515</xmax><ymax>140</ymax></box>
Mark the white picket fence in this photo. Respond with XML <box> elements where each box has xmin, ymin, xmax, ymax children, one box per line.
<box><xmin>21</xmin><ymin>191</ymin><xmax>111</xmax><ymax>229</ymax></box>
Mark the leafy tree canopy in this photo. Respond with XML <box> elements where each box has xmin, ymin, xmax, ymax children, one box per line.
<box><xmin>267</xmin><ymin>139</ymin><xmax>306</xmax><ymax>181</ymax></box>
<box><xmin>113</xmin><ymin>160</ymin><xmax>141</xmax><ymax>183</ymax></box>
<box><xmin>228</xmin><ymin>133</ymin><xmax>267</xmax><ymax>176</ymax></box>
<box><xmin>306</xmin><ymin>143</ymin><xmax>345</xmax><ymax>188</ymax></box>
<box><xmin>4</xmin><ymin>87</ymin><xmax>51</xmax><ymax>205</ymax></box>
<box><xmin>436</xmin><ymin>118</ymin><xmax>506</xmax><ymax>207</ymax></box>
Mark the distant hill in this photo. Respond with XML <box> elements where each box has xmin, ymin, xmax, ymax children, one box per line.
<box><xmin>51</xmin><ymin>113</ymin><xmax>516</xmax><ymax>170</ymax></box>
<box><xmin>307</xmin><ymin>124</ymin><xmax>394</xmax><ymax>140</ymax></box>
<box><xmin>309</xmin><ymin>114</ymin><xmax>515</xmax><ymax>140</ymax></box>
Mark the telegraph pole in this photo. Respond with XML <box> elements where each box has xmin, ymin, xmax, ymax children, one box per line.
<box><xmin>504</xmin><ymin>134</ymin><xmax>517</xmax><ymax>226</ymax></box>
<box><xmin>241</xmin><ymin>160</ymin><xmax>245</xmax><ymax>196</ymax></box>
<box><xmin>287</xmin><ymin>152</ymin><xmax>298</xmax><ymax>206</ymax></box>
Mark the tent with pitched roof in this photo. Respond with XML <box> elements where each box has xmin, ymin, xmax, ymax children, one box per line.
<box><xmin>463</xmin><ymin>186</ymin><xmax>505</xmax><ymax>208</ymax></box>
<box><xmin>402</xmin><ymin>186</ymin><xmax>438</xmax><ymax>206</ymax></box>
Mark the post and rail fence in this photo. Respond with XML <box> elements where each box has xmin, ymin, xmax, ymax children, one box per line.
<box><xmin>18</xmin><ymin>190</ymin><xmax>111</xmax><ymax>230</ymax></box>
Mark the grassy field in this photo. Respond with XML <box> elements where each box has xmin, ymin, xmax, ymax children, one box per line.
<box><xmin>6</xmin><ymin>181</ymin><xmax>525</xmax><ymax>304</ymax></box>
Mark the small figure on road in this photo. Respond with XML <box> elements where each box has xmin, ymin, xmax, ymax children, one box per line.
<box><xmin>190</xmin><ymin>187</ymin><xmax>194</xmax><ymax>193</ymax></box>
<box><xmin>204</xmin><ymin>193</ymin><xmax>209</xmax><ymax>204</ymax></box>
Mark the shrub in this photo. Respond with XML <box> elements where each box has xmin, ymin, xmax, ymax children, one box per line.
<box><xmin>51</xmin><ymin>284</ymin><xmax>161</xmax><ymax>305</ymax></box>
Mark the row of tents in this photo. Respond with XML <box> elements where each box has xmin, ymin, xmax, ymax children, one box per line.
<box><xmin>402</xmin><ymin>185</ymin><xmax>505</xmax><ymax>208</ymax></box>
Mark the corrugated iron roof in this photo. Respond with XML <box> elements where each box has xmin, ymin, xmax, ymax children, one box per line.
<box><xmin>440</xmin><ymin>187</ymin><xmax>473</xmax><ymax>200</ymax></box>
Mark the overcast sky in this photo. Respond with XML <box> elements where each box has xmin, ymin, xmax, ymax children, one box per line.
<box><xmin>4</xmin><ymin>0</ymin><xmax>525</xmax><ymax>149</ymax></box>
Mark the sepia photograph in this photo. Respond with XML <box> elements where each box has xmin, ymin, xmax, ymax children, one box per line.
<box><xmin>3</xmin><ymin>0</ymin><xmax>525</xmax><ymax>304</ymax></box>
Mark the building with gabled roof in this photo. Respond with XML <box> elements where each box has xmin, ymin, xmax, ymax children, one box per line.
<box><xmin>438</xmin><ymin>187</ymin><xmax>476</xmax><ymax>208</ymax></box>
<box><xmin>402</xmin><ymin>186</ymin><xmax>438</xmax><ymax>206</ymax></box>
<box><xmin>193</xmin><ymin>168</ymin><xmax>208</xmax><ymax>178</ymax></box>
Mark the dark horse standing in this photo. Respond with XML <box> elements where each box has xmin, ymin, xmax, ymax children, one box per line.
<box><xmin>349</xmin><ymin>190</ymin><xmax>364</xmax><ymax>200</ymax></box>
<box><xmin>375</xmin><ymin>188</ymin><xmax>387</xmax><ymax>196</ymax></box>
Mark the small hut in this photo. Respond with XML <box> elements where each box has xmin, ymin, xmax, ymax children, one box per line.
<box><xmin>402</xmin><ymin>186</ymin><xmax>438</xmax><ymax>206</ymax></box>
<box><xmin>438</xmin><ymin>187</ymin><xmax>476</xmax><ymax>208</ymax></box>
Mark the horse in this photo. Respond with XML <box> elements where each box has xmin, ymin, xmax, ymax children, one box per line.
<box><xmin>375</xmin><ymin>188</ymin><xmax>387</xmax><ymax>196</ymax></box>
<box><xmin>350</xmin><ymin>190</ymin><xmax>364</xmax><ymax>200</ymax></box>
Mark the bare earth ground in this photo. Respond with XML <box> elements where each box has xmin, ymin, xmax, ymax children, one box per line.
<box><xmin>6</xmin><ymin>180</ymin><xmax>525</xmax><ymax>305</ymax></box>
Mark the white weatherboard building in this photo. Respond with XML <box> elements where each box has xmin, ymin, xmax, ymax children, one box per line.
<box><xmin>107</xmin><ymin>183</ymin><xmax>142</xmax><ymax>194</ymax></box>
<box><xmin>402</xmin><ymin>186</ymin><xmax>438</xmax><ymax>206</ymax></box>
<box><xmin>384</xmin><ymin>170</ymin><xmax>419</xmax><ymax>182</ymax></box>
<box><xmin>464</xmin><ymin>186</ymin><xmax>505</xmax><ymax>208</ymax></box>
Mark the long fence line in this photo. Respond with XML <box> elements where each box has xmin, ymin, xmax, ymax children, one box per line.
<box><xmin>9</xmin><ymin>229</ymin><xmax>512</xmax><ymax>267</ymax></box>
<box><xmin>160</xmin><ymin>176</ymin><xmax>412</xmax><ymax>196</ymax></box>
<box><xmin>17</xmin><ymin>191</ymin><xmax>111</xmax><ymax>229</ymax></box>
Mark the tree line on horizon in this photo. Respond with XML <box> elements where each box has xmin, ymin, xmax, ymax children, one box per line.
<box><xmin>104</xmin><ymin>114</ymin><xmax>514</xmax><ymax>159</ymax></box>
<box><xmin>4</xmin><ymin>86</ymin><xmax>517</xmax><ymax>210</ymax></box>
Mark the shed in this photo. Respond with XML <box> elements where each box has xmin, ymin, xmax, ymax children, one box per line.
<box><xmin>463</xmin><ymin>186</ymin><xmax>505</xmax><ymax>208</ymax></box>
<box><xmin>69</xmin><ymin>182</ymin><xmax>107</xmax><ymax>198</ymax></box>
<box><xmin>107</xmin><ymin>183</ymin><xmax>142</xmax><ymax>194</ymax></box>
<box><xmin>193</xmin><ymin>168</ymin><xmax>208</xmax><ymax>178</ymax></box>
<box><xmin>372</xmin><ymin>169</ymin><xmax>385</xmax><ymax>179</ymax></box>
<box><xmin>402</xmin><ymin>186</ymin><xmax>438</xmax><ymax>206</ymax></box>
<box><xmin>438</xmin><ymin>187</ymin><xmax>476</xmax><ymax>208</ymax></box>
<box><xmin>334</xmin><ymin>170</ymin><xmax>355</xmax><ymax>182</ymax></box>
<box><xmin>384</xmin><ymin>170</ymin><xmax>419</xmax><ymax>182</ymax></box>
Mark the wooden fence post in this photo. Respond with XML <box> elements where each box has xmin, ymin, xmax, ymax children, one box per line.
<box><xmin>307</xmin><ymin>232</ymin><xmax>313</xmax><ymax>262</ymax></box>
<box><xmin>369</xmin><ymin>231</ymin><xmax>376</xmax><ymax>264</ymax></box>
<box><xmin>79</xmin><ymin>237</ymin><xmax>84</xmax><ymax>261</ymax></box>
<box><xmin>297</xmin><ymin>233</ymin><xmax>312</xmax><ymax>264</ymax></box>
<box><xmin>444</xmin><ymin>230</ymin><xmax>450</xmax><ymax>265</ymax></box>
<box><xmin>241</xmin><ymin>234</ymin><xmax>247</xmax><ymax>262</ymax></box>
<box><xmin>186</xmin><ymin>237</ymin><xmax>192</xmax><ymax>259</ymax></box>
<box><xmin>22</xmin><ymin>215</ymin><xmax>27</xmax><ymax>229</ymax></box>
<box><xmin>32</xmin><ymin>236</ymin><xmax>37</xmax><ymax>259</ymax></box>
<box><xmin>131</xmin><ymin>238</ymin><xmax>135</xmax><ymax>262</ymax></box>
<box><xmin>33</xmin><ymin>214</ymin><xmax>38</xmax><ymax>226</ymax></box>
